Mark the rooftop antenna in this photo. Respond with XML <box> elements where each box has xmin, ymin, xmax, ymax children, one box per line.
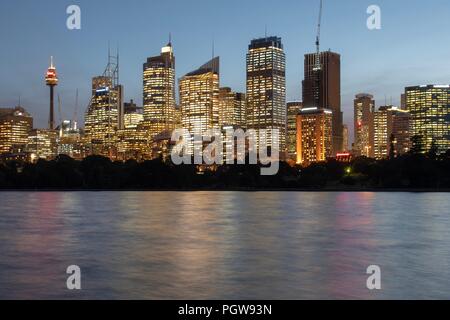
<box><xmin>265</xmin><ymin>25</ymin><xmax>268</xmax><ymax>38</ymax></box>
<box><xmin>212</xmin><ymin>35</ymin><xmax>215</xmax><ymax>59</ymax></box>
<box><xmin>169</xmin><ymin>32</ymin><xmax>172</xmax><ymax>46</ymax></box>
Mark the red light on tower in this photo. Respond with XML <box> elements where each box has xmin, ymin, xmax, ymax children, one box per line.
<box><xmin>45</xmin><ymin>56</ymin><xmax>58</xmax><ymax>86</ymax></box>
<box><xmin>45</xmin><ymin>56</ymin><xmax>58</xmax><ymax>130</ymax></box>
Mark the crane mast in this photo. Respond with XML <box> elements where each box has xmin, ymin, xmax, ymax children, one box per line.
<box><xmin>313</xmin><ymin>0</ymin><xmax>323</xmax><ymax>72</ymax></box>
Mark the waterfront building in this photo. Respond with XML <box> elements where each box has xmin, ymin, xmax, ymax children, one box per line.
<box><xmin>296</xmin><ymin>107</ymin><xmax>333</xmax><ymax>165</ymax></box>
<box><xmin>246</xmin><ymin>36</ymin><xmax>286</xmax><ymax>154</ymax></box>
<box><xmin>85</xmin><ymin>52</ymin><xmax>123</xmax><ymax>157</ymax></box>
<box><xmin>142</xmin><ymin>42</ymin><xmax>176</xmax><ymax>139</ymax></box>
<box><xmin>353</xmin><ymin>93</ymin><xmax>375</xmax><ymax>157</ymax></box>
<box><xmin>27</xmin><ymin>129</ymin><xmax>58</xmax><ymax>161</ymax></box>
<box><xmin>302</xmin><ymin>51</ymin><xmax>343</xmax><ymax>155</ymax></box>
<box><xmin>219</xmin><ymin>87</ymin><xmax>246</xmax><ymax>129</ymax></box>
<box><xmin>0</xmin><ymin>106</ymin><xmax>33</xmax><ymax>155</ymax></box>
<box><xmin>406</xmin><ymin>85</ymin><xmax>450</xmax><ymax>154</ymax></box>
<box><xmin>123</xmin><ymin>99</ymin><xmax>143</xmax><ymax>129</ymax></box>
<box><xmin>180</xmin><ymin>57</ymin><xmax>220</xmax><ymax>135</ymax></box>
<box><xmin>287</xmin><ymin>101</ymin><xmax>303</xmax><ymax>160</ymax></box>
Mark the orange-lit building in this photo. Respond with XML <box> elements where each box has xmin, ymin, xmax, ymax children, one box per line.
<box><xmin>296</xmin><ymin>107</ymin><xmax>333</xmax><ymax>165</ymax></box>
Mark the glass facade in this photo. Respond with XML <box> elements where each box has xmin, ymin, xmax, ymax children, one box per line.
<box><xmin>179</xmin><ymin>57</ymin><xmax>220</xmax><ymax>135</ymax></box>
<box><xmin>143</xmin><ymin>43</ymin><xmax>176</xmax><ymax>140</ymax></box>
<box><xmin>246</xmin><ymin>37</ymin><xmax>286</xmax><ymax>154</ymax></box>
<box><xmin>85</xmin><ymin>76</ymin><xmax>123</xmax><ymax>156</ymax></box>
<box><xmin>353</xmin><ymin>93</ymin><xmax>375</xmax><ymax>157</ymax></box>
<box><xmin>287</xmin><ymin>101</ymin><xmax>302</xmax><ymax>160</ymax></box>
<box><xmin>406</xmin><ymin>85</ymin><xmax>450</xmax><ymax>154</ymax></box>
<box><xmin>296</xmin><ymin>108</ymin><xmax>333</xmax><ymax>165</ymax></box>
<box><xmin>219</xmin><ymin>87</ymin><xmax>246</xmax><ymax>129</ymax></box>
<box><xmin>0</xmin><ymin>106</ymin><xmax>33</xmax><ymax>155</ymax></box>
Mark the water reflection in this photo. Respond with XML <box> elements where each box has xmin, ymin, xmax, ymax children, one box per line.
<box><xmin>1</xmin><ymin>192</ymin><xmax>450</xmax><ymax>299</ymax></box>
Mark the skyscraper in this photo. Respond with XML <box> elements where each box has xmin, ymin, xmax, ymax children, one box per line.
<box><xmin>246</xmin><ymin>36</ymin><xmax>286</xmax><ymax>154</ymax></box>
<box><xmin>26</xmin><ymin>129</ymin><xmax>58</xmax><ymax>160</ymax></box>
<box><xmin>296</xmin><ymin>107</ymin><xmax>333</xmax><ymax>165</ymax></box>
<box><xmin>373</xmin><ymin>106</ymin><xmax>389</xmax><ymax>159</ymax></box>
<box><xmin>342</xmin><ymin>124</ymin><xmax>349</xmax><ymax>152</ymax></box>
<box><xmin>219</xmin><ymin>87</ymin><xmax>246</xmax><ymax>128</ymax></box>
<box><xmin>179</xmin><ymin>57</ymin><xmax>220</xmax><ymax>135</ymax></box>
<box><xmin>406</xmin><ymin>85</ymin><xmax>450</xmax><ymax>154</ymax></box>
<box><xmin>143</xmin><ymin>42</ymin><xmax>176</xmax><ymax>139</ymax></box>
<box><xmin>84</xmin><ymin>50</ymin><xmax>122</xmax><ymax>157</ymax></box>
<box><xmin>373</xmin><ymin>105</ymin><xmax>411</xmax><ymax>159</ymax></box>
<box><xmin>0</xmin><ymin>106</ymin><xmax>33</xmax><ymax>155</ymax></box>
<box><xmin>287</xmin><ymin>101</ymin><xmax>303</xmax><ymax>160</ymax></box>
<box><xmin>302</xmin><ymin>51</ymin><xmax>343</xmax><ymax>155</ymax></box>
<box><xmin>390</xmin><ymin>110</ymin><xmax>411</xmax><ymax>156</ymax></box>
<box><xmin>354</xmin><ymin>93</ymin><xmax>375</xmax><ymax>157</ymax></box>
<box><xmin>123</xmin><ymin>99</ymin><xmax>143</xmax><ymax>129</ymax></box>
<box><xmin>85</xmin><ymin>76</ymin><xmax>121</xmax><ymax>154</ymax></box>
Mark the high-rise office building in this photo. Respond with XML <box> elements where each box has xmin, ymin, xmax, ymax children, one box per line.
<box><xmin>85</xmin><ymin>76</ymin><xmax>123</xmax><ymax>155</ymax></box>
<box><xmin>373</xmin><ymin>106</ymin><xmax>389</xmax><ymax>160</ymax></box>
<box><xmin>85</xmin><ymin>52</ymin><xmax>123</xmax><ymax>157</ymax></box>
<box><xmin>180</xmin><ymin>57</ymin><xmax>220</xmax><ymax>135</ymax></box>
<box><xmin>354</xmin><ymin>93</ymin><xmax>375</xmax><ymax>157</ymax></box>
<box><xmin>401</xmin><ymin>93</ymin><xmax>407</xmax><ymax>110</ymax></box>
<box><xmin>0</xmin><ymin>106</ymin><xmax>33</xmax><ymax>155</ymax></box>
<box><xmin>373</xmin><ymin>105</ymin><xmax>412</xmax><ymax>159</ymax></box>
<box><xmin>302</xmin><ymin>51</ymin><xmax>343</xmax><ymax>155</ymax></box>
<box><xmin>246</xmin><ymin>37</ymin><xmax>286</xmax><ymax>154</ymax></box>
<box><xmin>296</xmin><ymin>107</ymin><xmax>333</xmax><ymax>165</ymax></box>
<box><xmin>406</xmin><ymin>85</ymin><xmax>450</xmax><ymax>154</ymax></box>
<box><xmin>287</xmin><ymin>101</ymin><xmax>303</xmax><ymax>160</ymax></box>
<box><xmin>219</xmin><ymin>87</ymin><xmax>246</xmax><ymax>128</ymax></box>
<box><xmin>390</xmin><ymin>109</ymin><xmax>411</xmax><ymax>156</ymax></box>
<box><xmin>57</xmin><ymin>120</ymin><xmax>85</xmax><ymax>160</ymax></box>
<box><xmin>342</xmin><ymin>124</ymin><xmax>349</xmax><ymax>152</ymax></box>
<box><xmin>26</xmin><ymin>129</ymin><xmax>58</xmax><ymax>160</ymax></box>
<box><xmin>143</xmin><ymin>42</ymin><xmax>176</xmax><ymax>139</ymax></box>
<box><xmin>123</xmin><ymin>99</ymin><xmax>143</xmax><ymax>129</ymax></box>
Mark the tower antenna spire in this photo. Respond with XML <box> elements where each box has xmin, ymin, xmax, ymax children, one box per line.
<box><xmin>212</xmin><ymin>36</ymin><xmax>215</xmax><ymax>59</ymax></box>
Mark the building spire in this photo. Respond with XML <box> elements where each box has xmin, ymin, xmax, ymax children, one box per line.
<box><xmin>50</xmin><ymin>56</ymin><xmax>54</xmax><ymax>68</ymax></box>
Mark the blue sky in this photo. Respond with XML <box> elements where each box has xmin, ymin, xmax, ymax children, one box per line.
<box><xmin>1</xmin><ymin>0</ymin><xmax>450</xmax><ymax>135</ymax></box>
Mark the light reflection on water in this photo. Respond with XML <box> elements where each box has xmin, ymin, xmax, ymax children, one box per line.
<box><xmin>0</xmin><ymin>191</ymin><xmax>450</xmax><ymax>299</ymax></box>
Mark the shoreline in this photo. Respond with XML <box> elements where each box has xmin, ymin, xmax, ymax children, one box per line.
<box><xmin>1</xmin><ymin>188</ymin><xmax>450</xmax><ymax>193</ymax></box>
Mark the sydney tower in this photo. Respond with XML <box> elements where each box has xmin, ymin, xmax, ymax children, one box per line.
<box><xmin>45</xmin><ymin>56</ymin><xmax>58</xmax><ymax>130</ymax></box>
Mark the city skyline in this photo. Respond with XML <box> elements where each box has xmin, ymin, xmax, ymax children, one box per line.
<box><xmin>1</xmin><ymin>0</ymin><xmax>450</xmax><ymax>142</ymax></box>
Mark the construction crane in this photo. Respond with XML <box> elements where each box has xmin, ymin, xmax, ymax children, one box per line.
<box><xmin>313</xmin><ymin>0</ymin><xmax>323</xmax><ymax>72</ymax></box>
<box><xmin>73</xmin><ymin>89</ymin><xmax>79</xmax><ymax>128</ymax></box>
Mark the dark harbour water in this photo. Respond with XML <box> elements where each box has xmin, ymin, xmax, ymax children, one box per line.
<box><xmin>1</xmin><ymin>191</ymin><xmax>450</xmax><ymax>300</ymax></box>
